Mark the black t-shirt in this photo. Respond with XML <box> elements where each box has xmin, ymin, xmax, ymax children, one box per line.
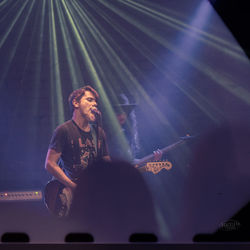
<box><xmin>49</xmin><ymin>120</ymin><xmax>109</xmax><ymax>182</ymax></box>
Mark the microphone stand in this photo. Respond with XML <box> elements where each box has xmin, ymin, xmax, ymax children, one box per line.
<box><xmin>95</xmin><ymin>112</ymin><xmax>102</xmax><ymax>159</ymax></box>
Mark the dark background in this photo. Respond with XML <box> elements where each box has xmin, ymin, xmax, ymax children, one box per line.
<box><xmin>208</xmin><ymin>0</ymin><xmax>250</xmax><ymax>59</ymax></box>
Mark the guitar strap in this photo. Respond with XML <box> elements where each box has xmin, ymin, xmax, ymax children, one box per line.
<box><xmin>90</xmin><ymin>124</ymin><xmax>98</xmax><ymax>157</ymax></box>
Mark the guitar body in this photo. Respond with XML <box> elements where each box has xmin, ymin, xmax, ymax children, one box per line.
<box><xmin>44</xmin><ymin>179</ymin><xmax>65</xmax><ymax>216</ymax></box>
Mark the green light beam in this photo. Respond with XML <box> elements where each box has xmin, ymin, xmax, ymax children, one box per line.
<box><xmin>31</xmin><ymin>0</ymin><xmax>46</xmax><ymax>118</ymax></box>
<box><xmin>49</xmin><ymin>0</ymin><xmax>65</xmax><ymax>128</ymax></box>
<box><xmin>0</xmin><ymin>0</ymin><xmax>31</xmax><ymax>87</ymax></box>
<box><xmin>120</xmin><ymin>0</ymin><xmax>245</xmax><ymax>61</ymax></box>
<box><xmin>60</xmin><ymin>0</ymin><xmax>132</xmax><ymax>160</ymax></box>
<box><xmin>0</xmin><ymin>0</ymin><xmax>9</xmax><ymax>7</ymax></box>
<box><xmin>99</xmin><ymin>0</ymin><xmax>246</xmax><ymax>66</ymax></box>
<box><xmin>84</xmin><ymin>1</ymin><xmax>199</xmax><ymax>129</ymax></box>
<box><xmin>99</xmin><ymin>0</ymin><xmax>250</xmax><ymax>108</ymax></box>
<box><xmin>0</xmin><ymin>0</ymin><xmax>29</xmax><ymax>49</ymax></box>
<box><xmin>55</xmin><ymin>0</ymin><xmax>83</xmax><ymax>89</ymax></box>
<box><xmin>82</xmin><ymin>0</ymin><xmax>222</xmax><ymax>129</ymax></box>
<box><xmin>70</xmin><ymin>0</ymin><xmax>171</xmax><ymax>129</ymax></box>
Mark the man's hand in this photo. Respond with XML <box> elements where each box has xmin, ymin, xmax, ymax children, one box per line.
<box><xmin>68</xmin><ymin>182</ymin><xmax>77</xmax><ymax>191</ymax></box>
<box><xmin>61</xmin><ymin>183</ymin><xmax>76</xmax><ymax>205</ymax></box>
<box><xmin>153</xmin><ymin>149</ymin><xmax>163</xmax><ymax>161</ymax></box>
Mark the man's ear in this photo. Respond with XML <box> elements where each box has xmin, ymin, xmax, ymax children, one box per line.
<box><xmin>72</xmin><ymin>98</ymin><xmax>79</xmax><ymax>109</ymax></box>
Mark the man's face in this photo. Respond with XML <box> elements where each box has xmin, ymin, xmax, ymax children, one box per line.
<box><xmin>116</xmin><ymin>112</ymin><xmax>127</xmax><ymax>126</ymax></box>
<box><xmin>75</xmin><ymin>91</ymin><xmax>98</xmax><ymax>122</ymax></box>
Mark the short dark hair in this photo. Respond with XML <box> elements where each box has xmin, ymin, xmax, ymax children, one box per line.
<box><xmin>68</xmin><ymin>85</ymin><xmax>99</xmax><ymax>112</ymax></box>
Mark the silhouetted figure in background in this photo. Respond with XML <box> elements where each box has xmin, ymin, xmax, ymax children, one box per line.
<box><xmin>107</xmin><ymin>94</ymin><xmax>140</xmax><ymax>162</ymax></box>
<box><xmin>68</xmin><ymin>159</ymin><xmax>159</xmax><ymax>242</ymax></box>
<box><xmin>107</xmin><ymin>93</ymin><xmax>162</xmax><ymax>164</ymax></box>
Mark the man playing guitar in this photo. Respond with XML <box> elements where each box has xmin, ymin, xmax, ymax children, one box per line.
<box><xmin>45</xmin><ymin>85</ymin><xmax>110</xmax><ymax>217</ymax></box>
<box><xmin>44</xmin><ymin>86</ymin><xmax>186</xmax><ymax>217</ymax></box>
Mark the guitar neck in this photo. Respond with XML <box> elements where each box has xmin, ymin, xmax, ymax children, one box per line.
<box><xmin>135</xmin><ymin>139</ymin><xmax>185</xmax><ymax>167</ymax></box>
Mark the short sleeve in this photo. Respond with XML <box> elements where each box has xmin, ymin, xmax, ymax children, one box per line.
<box><xmin>49</xmin><ymin>126</ymin><xmax>67</xmax><ymax>153</ymax></box>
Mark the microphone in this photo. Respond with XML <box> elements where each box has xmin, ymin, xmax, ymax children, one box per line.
<box><xmin>91</xmin><ymin>107</ymin><xmax>101</xmax><ymax>116</ymax></box>
<box><xmin>91</xmin><ymin>107</ymin><xmax>103</xmax><ymax>128</ymax></box>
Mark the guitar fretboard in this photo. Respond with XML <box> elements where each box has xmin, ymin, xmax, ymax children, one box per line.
<box><xmin>135</xmin><ymin>139</ymin><xmax>185</xmax><ymax>167</ymax></box>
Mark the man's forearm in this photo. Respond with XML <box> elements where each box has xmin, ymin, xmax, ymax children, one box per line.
<box><xmin>45</xmin><ymin>162</ymin><xmax>76</xmax><ymax>190</ymax></box>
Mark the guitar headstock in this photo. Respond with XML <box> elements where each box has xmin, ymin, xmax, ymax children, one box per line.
<box><xmin>145</xmin><ymin>161</ymin><xmax>172</xmax><ymax>174</ymax></box>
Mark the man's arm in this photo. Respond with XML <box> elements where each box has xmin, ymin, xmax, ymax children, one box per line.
<box><xmin>45</xmin><ymin>148</ymin><xmax>77</xmax><ymax>190</ymax></box>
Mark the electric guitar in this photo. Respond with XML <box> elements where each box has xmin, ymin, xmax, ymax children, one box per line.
<box><xmin>44</xmin><ymin>179</ymin><xmax>66</xmax><ymax>217</ymax></box>
<box><xmin>44</xmin><ymin>135</ymin><xmax>193</xmax><ymax>216</ymax></box>
<box><xmin>134</xmin><ymin>135</ymin><xmax>192</xmax><ymax>173</ymax></box>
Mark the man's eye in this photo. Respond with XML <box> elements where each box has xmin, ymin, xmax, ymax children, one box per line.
<box><xmin>87</xmin><ymin>98</ymin><xmax>94</xmax><ymax>102</ymax></box>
